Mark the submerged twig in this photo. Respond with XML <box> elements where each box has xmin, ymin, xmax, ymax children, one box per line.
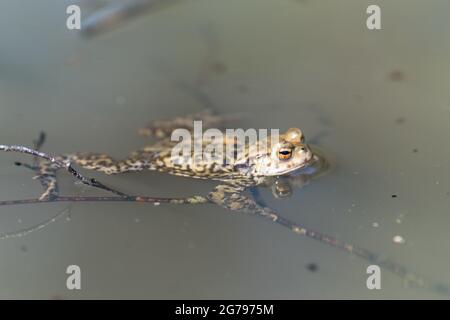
<box><xmin>0</xmin><ymin>144</ymin><xmax>129</xmax><ymax>197</ymax></box>
<box><xmin>0</xmin><ymin>195</ymin><xmax>209</xmax><ymax>207</ymax></box>
<box><xmin>0</xmin><ymin>206</ymin><xmax>71</xmax><ymax>240</ymax></box>
<box><xmin>0</xmin><ymin>190</ymin><xmax>448</xmax><ymax>297</ymax></box>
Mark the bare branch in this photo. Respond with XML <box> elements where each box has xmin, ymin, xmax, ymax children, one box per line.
<box><xmin>0</xmin><ymin>144</ymin><xmax>129</xmax><ymax>197</ymax></box>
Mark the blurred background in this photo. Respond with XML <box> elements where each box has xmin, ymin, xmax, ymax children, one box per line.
<box><xmin>0</xmin><ymin>0</ymin><xmax>449</xmax><ymax>299</ymax></box>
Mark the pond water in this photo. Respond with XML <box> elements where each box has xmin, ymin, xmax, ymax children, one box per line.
<box><xmin>0</xmin><ymin>0</ymin><xmax>449</xmax><ymax>299</ymax></box>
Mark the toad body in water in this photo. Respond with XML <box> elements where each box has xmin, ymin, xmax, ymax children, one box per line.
<box><xmin>0</xmin><ymin>110</ymin><xmax>447</xmax><ymax>297</ymax></box>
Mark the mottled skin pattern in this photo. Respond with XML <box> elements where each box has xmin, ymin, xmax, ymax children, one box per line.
<box><xmin>34</xmin><ymin>110</ymin><xmax>321</xmax><ymax>216</ymax></box>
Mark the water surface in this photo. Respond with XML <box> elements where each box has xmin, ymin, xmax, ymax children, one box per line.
<box><xmin>0</xmin><ymin>0</ymin><xmax>449</xmax><ymax>299</ymax></box>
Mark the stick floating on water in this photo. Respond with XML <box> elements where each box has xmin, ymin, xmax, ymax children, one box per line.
<box><xmin>0</xmin><ymin>144</ymin><xmax>129</xmax><ymax>197</ymax></box>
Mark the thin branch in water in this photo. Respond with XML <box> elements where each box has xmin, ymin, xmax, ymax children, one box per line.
<box><xmin>1</xmin><ymin>140</ymin><xmax>448</xmax><ymax>296</ymax></box>
<box><xmin>0</xmin><ymin>195</ymin><xmax>210</xmax><ymax>207</ymax></box>
<box><xmin>0</xmin><ymin>191</ymin><xmax>448</xmax><ymax>297</ymax></box>
<box><xmin>0</xmin><ymin>144</ymin><xmax>129</xmax><ymax>197</ymax></box>
<box><xmin>0</xmin><ymin>206</ymin><xmax>71</xmax><ymax>240</ymax></box>
<box><xmin>14</xmin><ymin>161</ymin><xmax>36</xmax><ymax>171</ymax></box>
<box><xmin>266</xmin><ymin>212</ymin><xmax>450</xmax><ymax>297</ymax></box>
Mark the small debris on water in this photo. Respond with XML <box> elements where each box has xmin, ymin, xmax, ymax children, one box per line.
<box><xmin>391</xmin><ymin>194</ymin><xmax>398</xmax><ymax>198</ymax></box>
<box><xmin>395</xmin><ymin>116</ymin><xmax>406</xmax><ymax>124</ymax></box>
<box><xmin>393</xmin><ymin>235</ymin><xmax>405</xmax><ymax>244</ymax></box>
<box><xmin>372</xmin><ymin>222</ymin><xmax>379</xmax><ymax>228</ymax></box>
<box><xmin>134</xmin><ymin>218</ymin><xmax>140</xmax><ymax>223</ymax></box>
<box><xmin>154</xmin><ymin>202</ymin><xmax>160</xmax><ymax>206</ymax></box>
<box><xmin>412</xmin><ymin>148</ymin><xmax>418</xmax><ymax>153</ymax></box>
<box><xmin>306</xmin><ymin>263</ymin><xmax>319</xmax><ymax>272</ymax></box>
<box><xmin>388</xmin><ymin>70</ymin><xmax>405</xmax><ymax>82</ymax></box>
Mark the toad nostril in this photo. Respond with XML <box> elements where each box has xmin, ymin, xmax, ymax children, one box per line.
<box><xmin>300</xmin><ymin>147</ymin><xmax>306</xmax><ymax>151</ymax></box>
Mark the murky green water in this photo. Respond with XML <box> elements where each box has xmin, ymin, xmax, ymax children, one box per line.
<box><xmin>0</xmin><ymin>0</ymin><xmax>449</xmax><ymax>299</ymax></box>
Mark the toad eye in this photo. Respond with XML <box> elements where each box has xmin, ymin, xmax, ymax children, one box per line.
<box><xmin>278</xmin><ymin>148</ymin><xmax>292</xmax><ymax>160</ymax></box>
